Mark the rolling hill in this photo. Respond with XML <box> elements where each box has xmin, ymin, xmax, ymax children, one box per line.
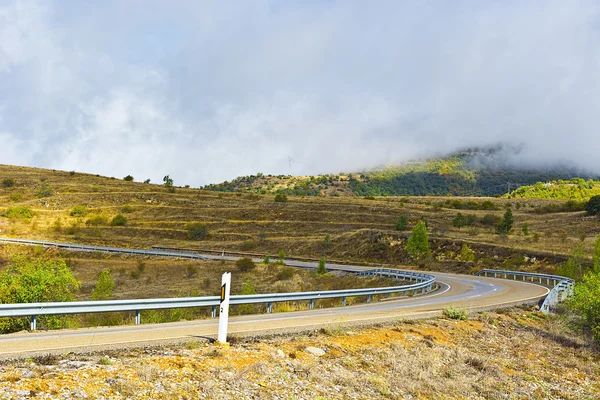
<box><xmin>203</xmin><ymin>148</ymin><xmax>597</xmax><ymax>197</ymax></box>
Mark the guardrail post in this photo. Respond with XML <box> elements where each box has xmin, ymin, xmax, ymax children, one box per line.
<box><xmin>342</xmin><ymin>297</ymin><xmax>347</xmax><ymax>306</ymax></box>
<box><xmin>211</xmin><ymin>305</ymin><xmax>216</xmax><ymax>318</ymax></box>
<box><xmin>367</xmin><ymin>295</ymin><xmax>371</xmax><ymax>303</ymax></box>
<box><xmin>135</xmin><ymin>310</ymin><xmax>141</xmax><ymax>325</ymax></box>
<box><xmin>387</xmin><ymin>292</ymin><xmax>391</xmax><ymax>299</ymax></box>
<box><xmin>309</xmin><ymin>299</ymin><xmax>315</xmax><ymax>310</ymax></box>
<box><xmin>267</xmin><ymin>302</ymin><xmax>273</xmax><ymax>313</ymax></box>
<box><xmin>30</xmin><ymin>315</ymin><xmax>37</xmax><ymax>331</ymax></box>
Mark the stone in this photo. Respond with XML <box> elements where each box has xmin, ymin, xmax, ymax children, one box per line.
<box><xmin>304</xmin><ymin>346</ymin><xmax>326</xmax><ymax>357</ymax></box>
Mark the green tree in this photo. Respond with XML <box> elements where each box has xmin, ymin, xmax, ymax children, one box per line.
<box><xmin>278</xmin><ymin>249</ymin><xmax>286</xmax><ymax>262</ymax></box>
<box><xmin>395</xmin><ymin>215</ymin><xmax>408</xmax><ymax>231</ymax></box>
<box><xmin>585</xmin><ymin>195</ymin><xmax>600</xmax><ymax>215</ymax></box>
<box><xmin>91</xmin><ymin>269</ymin><xmax>115</xmax><ymax>301</ymax></box>
<box><xmin>323</xmin><ymin>234</ymin><xmax>332</xmax><ymax>248</ymax></box>
<box><xmin>566</xmin><ymin>271</ymin><xmax>600</xmax><ymax>344</ymax></box>
<box><xmin>0</xmin><ymin>256</ymin><xmax>79</xmax><ymax>332</ymax></box>
<box><xmin>557</xmin><ymin>245</ymin><xmax>586</xmax><ymax>280</ymax></box>
<box><xmin>496</xmin><ymin>208</ymin><xmax>514</xmax><ymax>234</ymax></box>
<box><xmin>163</xmin><ymin>175</ymin><xmax>175</xmax><ymax>193</ymax></box>
<box><xmin>123</xmin><ymin>175</ymin><xmax>134</xmax><ymax>182</ymax></box>
<box><xmin>316</xmin><ymin>257</ymin><xmax>327</xmax><ymax>275</ymax></box>
<box><xmin>459</xmin><ymin>244</ymin><xmax>475</xmax><ymax>262</ymax></box>
<box><xmin>237</xmin><ymin>280</ymin><xmax>257</xmax><ymax>315</ymax></box>
<box><xmin>521</xmin><ymin>223</ymin><xmax>529</xmax><ymax>236</ymax></box>
<box><xmin>452</xmin><ymin>212</ymin><xmax>466</xmax><ymax>228</ymax></box>
<box><xmin>405</xmin><ymin>221</ymin><xmax>431</xmax><ymax>260</ymax></box>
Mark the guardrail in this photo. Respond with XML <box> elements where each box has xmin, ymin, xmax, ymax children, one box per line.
<box><xmin>475</xmin><ymin>269</ymin><xmax>575</xmax><ymax>313</ymax></box>
<box><xmin>0</xmin><ymin>237</ymin><xmax>436</xmax><ymax>330</ymax></box>
<box><xmin>0</xmin><ymin>237</ymin><xmax>208</xmax><ymax>260</ymax></box>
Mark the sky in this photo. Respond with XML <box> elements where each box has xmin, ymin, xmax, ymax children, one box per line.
<box><xmin>1</xmin><ymin>0</ymin><xmax>600</xmax><ymax>186</ymax></box>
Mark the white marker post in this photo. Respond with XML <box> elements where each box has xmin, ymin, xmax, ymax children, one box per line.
<box><xmin>217</xmin><ymin>272</ymin><xmax>231</xmax><ymax>344</ymax></box>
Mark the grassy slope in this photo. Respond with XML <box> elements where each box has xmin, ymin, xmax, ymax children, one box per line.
<box><xmin>1</xmin><ymin>164</ymin><xmax>599</xmax><ymax>281</ymax></box>
<box><xmin>202</xmin><ymin>151</ymin><xmax>594</xmax><ymax>197</ymax></box>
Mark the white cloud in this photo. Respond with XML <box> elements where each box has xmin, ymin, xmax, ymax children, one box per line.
<box><xmin>1</xmin><ymin>0</ymin><xmax>600</xmax><ymax>186</ymax></box>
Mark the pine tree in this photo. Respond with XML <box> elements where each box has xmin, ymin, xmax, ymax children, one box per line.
<box><xmin>405</xmin><ymin>221</ymin><xmax>431</xmax><ymax>260</ymax></box>
<box><xmin>92</xmin><ymin>269</ymin><xmax>115</xmax><ymax>301</ymax></box>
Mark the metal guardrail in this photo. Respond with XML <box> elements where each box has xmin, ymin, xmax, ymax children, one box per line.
<box><xmin>0</xmin><ymin>237</ymin><xmax>436</xmax><ymax>330</ymax></box>
<box><xmin>475</xmin><ymin>269</ymin><xmax>575</xmax><ymax>314</ymax></box>
<box><xmin>0</xmin><ymin>237</ymin><xmax>208</xmax><ymax>260</ymax></box>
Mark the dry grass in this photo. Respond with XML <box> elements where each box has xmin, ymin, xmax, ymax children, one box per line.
<box><xmin>0</xmin><ymin>307</ymin><xmax>598</xmax><ymax>399</ymax></box>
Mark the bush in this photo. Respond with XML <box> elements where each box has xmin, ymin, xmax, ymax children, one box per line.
<box><xmin>91</xmin><ymin>269</ymin><xmax>115</xmax><ymax>300</ymax></box>
<box><xmin>186</xmin><ymin>265</ymin><xmax>198</xmax><ymax>279</ymax></box>
<box><xmin>566</xmin><ymin>271</ymin><xmax>600</xmax><ymax>344</ymax></box>
<box><xmin>405</xmin><ymin>221</ymin><xmax>431</xmax><ymax>260</ymax></box>
<box><xmin>452</xmin><ymin>212</ymin><xmax>477</xmax><ymax>228</ymax></box>
<box><xmin>443</xmin><ymin>306</ymin><xmax>468</xmax><ymax>320</ymax></box>
<box><xmin>276</xmin><ymin>266</ymin><xmax>295</xmax><ymax>280</ymax></box>
<box><xmin>9</xmin><ymin>193</ymin><xmax>22</xmax><ymax>202</ymax></box>
<box><xmin>316</xmin><ymin>257</ymin><xmax>327</xmax><ymax>275</ymax></box>
<box><xmin>459</xmin><ymin>244</ymin><xmax>476</xmax><ymax>262</ymax></box>
<box><xmin>2</xmin><ymin>206</ymin><xmax>33</xmax><ymax>219</ymax></box>
<box><xmin>237</xmin><ymin>280</ymin><xmax>257</xmax><ymax>315</ymax></box>
<box><xmin>36</xmin><ymin>186</ymin><xmax>53</xmax><ymax>198</ymax></box>
<box><xmin>594</xmin><ymin>235</ymin><xmax>600</xmax><ymax>274</ymax></box>
<box><xmin>123</xmin><ymin>175</ymin><xmax>134</xmax><ymax>182</ymax></box>
<box><xmin>0</xmin><ymin>256</ymin><xmax>80</xmax><ymax>333</ymax></box>
<box><xmin>585</xmin><ymin>195</ymin><xmax>600</xmax><ymax>215</ymax></box>
<box><xmin>69</xmin><ymin>205</ymin><xmax>88</xmax><ymax>217</ymax></box>
<box><xmin>395</xmin><ymin>215</ymin><xmax>408</xmax><ymax>231</ymax></box>
<box><xmin>278</xmin><ymin>249</ymin><xmax>286</xmax><ymax>262</ymax></box>
<box><xmin>236</xmin><ymin>257</ymin><xmax>256</xmax><ymax>272</ymax></box>
<box><xmin>2</xmin><ymin>178</ymin><xmax>15</xmax><ymax>188</ymax></box>
<box><xmin>263</xmin><ymin>255</ymin><xmax>271</xmax><ymax>265</ymax></box>
<box><xmin>480</xmin><ymin>214</ymin><xmax>500</xmax><ymax>226</ymax></box>
<box><xmin>186</xmin><ymin>223</ymin><xmax>209</xmax><ymax>240</ymax></box>
<box><xmin>110</xmin><ymin>214</ymin><xmax>127</xmax><ymax>226</ymax></box>
<box><xmin>121</xmin><ymin>205</ymin><xmax>134</xmax><ymax>213</ymax></box>
<box><xmin>521</xmin><ymin>223</ymin><xmax>529</xmax><ymax>236</ymax></box>
<box><xmin>86</xmin><ymin>214</ymin><xmax>109</xmax><ymax>226</ymax></box>
<box><xmin>274</xmin><ymin>193</ymin><xmax>288</xmax><ymax>203</ymax></box>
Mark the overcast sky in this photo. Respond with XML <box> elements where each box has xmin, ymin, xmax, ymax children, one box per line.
<box><xmin>1</xmin><ymin>1</ymin><xmax>599</xmax><ymax>186</ymax></box>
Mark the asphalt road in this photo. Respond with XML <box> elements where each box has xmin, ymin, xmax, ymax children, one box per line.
<box><xmin>0</xmin><ymin>268</ymin><xmax>548</xmax><ymax>358</ymax></box>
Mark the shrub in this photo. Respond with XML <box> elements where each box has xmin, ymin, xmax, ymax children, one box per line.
<box><xmin>2</xmin><ymin>178</ymin><xmax>15</xmax><ymax>188</ymax></box>
<box><xmin>521</xmin><ymin>223</ymin><xmax>529</xmax><ymax>236</ymax></box>
<box><xmin>316</xmin><ymin>257</ymin><xmax>327</xmax><ymax>275</ymax></box>
<box><xmin>236</xmin><ymin>257</ymin><xmax>256</xmax><ymax>272</ymax></box>
<box><xmin>443</xmin><ymin>306</ymin><xmax>468</xmax><ymax>320</ymax></box>
<box><xmin>86</xmin><ymin>214</ymin><xmax>109</xmax><ymax>226</ymax></box>
<box><xmin>9</xmin><ymin>193</ymin><xmax>21</xmax><ymax>202</ymax></box>
<box><xmin>585</xmin><ymin>195</ymin><xmax>600</xmax><ymax>215</ymax></box>
<box><xmin>0</xmin><ymin>256</ymin><xmax>80</xmax><ymax>333</ymax></box>
<box><xmin>274</xmin><ymin>193</ymin><xmax>288</xmax><ymax>203</ymax></box>
<box><xmin>186</xmin><ymin>265</ymin><xmax>198</xmax><ymax>279</ymax></box>
<box><xmin>323</xmin><ymin>234</ymin><xmax>332</xmax><ymax>248</ymax></box>
<box><xmin>278</xmin><ymin>249</ymin><xmax>286</xmax><ymax>262</ymax></box>
<box><xmin>91</xmin><ymin>269</ymin><xmax>115</xmax><ymax>300</ymax></box>
<box><xmin>110</xmin><ymin>214</ymin><xmax>127</xmax><ymax>226</ymax></box>
<box><xmin>594</xmin><ymin>235</ymin><xmax>600</xmax><ymax>274</ymax></box>
<box><xmin>566</xmin><ymin>271</ymin><xmax>600</xmax><ymax>344</ymax></box>
<box><xmin>2</xmin><ymin>206</ymin><xmax>33</xmax><ymax>219</ymax></box>
<box><xmin>186</xmin><ymin>223</ymin><xmax>209</xmax><ymax>240</ymax></box>
<box><xmin>557</xmin><ymin>245</ymin><xmax>586</xmax><ymax>280</ymax></box>
<box><xmin>459</xmin><ymin>244</ymin><xmax>476</xmax><ymax>262</ymax></box>
<box><xmin>452</xmin><ymin>212</ymin><xmax>477</xmax><ymax>228</ymax></box>
<box><xmin>121</xmin><ymin>205</ymin><xmax>134</xmax><ymax>213</ymax></box>
<box><xmin>123</xmin><ymin>175</ymin><xmax>134</xmax><ymax>182</ymax></box>
<box><xmin>480</xmin><ymin>214</ymin><xmax>500</xmax><ymax>226</ymax></box>
<box><xmin>36</xmin><ymin>186</ymin><xmax>53</xmax><ymax>198</ymax></box>
<box><xmin>395</xmin><ymin>215</ymin><xmax>408</xmax><ymax>231</ymax></box>
<box><xmin>405</xmin><ymin>221</ymin><xmax>431</xmax><ymax>260</ymax></box>
<box><xmin>237</xmin><ymin>280</ymin><xmax>257</xmax><ymax>315</ymax></box>
<box><xmin>69</xmin><ymin>205</ymin><xmax>88</xmax><ymax>217</ymax></box>
<box><xmin>263</xmin><ymin>255</ymin><xmax>271</xmax><ymax>265</ymax></box>
<box><xmin>143</xmin><ymin>179</ymin><xmax>151</xmax><ymax>184</ymax></box>
<box><xmin>276</xmin><ymin>266</ymin><xmax>295</xmax><ymax>280</ymax></box>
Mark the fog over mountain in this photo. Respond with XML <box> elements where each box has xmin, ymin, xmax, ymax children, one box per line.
<box><xmin>1</xmin><ymin>1</ymin><xmax>600</xmax><ymax>186</ymax></box>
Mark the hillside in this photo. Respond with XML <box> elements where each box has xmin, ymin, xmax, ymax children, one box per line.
<box><xmin>203</xmin><ymin>149</ymin><xmax>596</xmax><ymax>197</ymax></box>
<box><xmin>1</xmin><ymin>163</ymin><xmax>599</xmax><ymax>278</ymax></box>
<box><xmin>507</xmin><ymin>178</ymin><xmax>600</xmax><ymax>201</ymax></box>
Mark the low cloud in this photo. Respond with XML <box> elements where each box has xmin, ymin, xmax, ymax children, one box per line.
<box><xmin>1</xmin><ymin>1</ymin><xmax>600</xmax><ymax>186</ymax></box>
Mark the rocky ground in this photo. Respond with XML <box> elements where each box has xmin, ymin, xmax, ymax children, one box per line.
<box><xmin>0</xmin><ymin>306</ymin><xmax>599</xmax><ymax>399</ymax></box>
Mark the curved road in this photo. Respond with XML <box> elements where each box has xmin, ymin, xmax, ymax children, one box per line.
<box><xmin>0</xmin><ymin>240</ymin><xmax>550</xmax><ymax>358</ymax></box>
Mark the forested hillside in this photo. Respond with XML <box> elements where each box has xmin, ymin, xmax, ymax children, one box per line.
<box><xmin>203</xmin><ymin>150</ymin><xmax>596</xmax><ymax>197</ymax></box>
<box><xmin>507</xmin><ymin>178</ymin><xmax>600</xmax><ymax>200</ymax></box>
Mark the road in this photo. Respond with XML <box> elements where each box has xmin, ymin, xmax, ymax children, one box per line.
<box><xmin>0</xmin><ymin>268</ymin><xmax>548</xmax><ymax>358</ymax></box>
